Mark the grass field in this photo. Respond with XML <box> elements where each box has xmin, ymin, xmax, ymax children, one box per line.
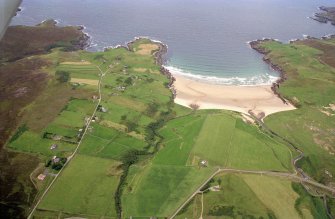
<box><xmin>122</xmin><ymin>165</ymin><xmax>213</xmax><ymax>217</ymax></box>
<box><xmin>38</xmin><ymin>154</ymin><xmax>120</xmax><ymax>217</ymax></box>
<box><xmin>177</xmin><ymin>174</ymin><xmax>327</xmax><ymax>219</ymax></box>
<box><xmin>31</xmin><ymin>39</ymin><xmax>178</xmax><ymax>218</ymax></box>
<box><xmin>122</xmin><ymin>110</ymin><xmax>293</xmax><ymax>217</ymax></box>
<box><xmin>79</xmin><ymin>123</ymin><xmax>147</xmax><ymax>160</ymax></box>
<box><xmin>4</xmin><ymin>33</ymin><xmax>331</xmax><ymax>218</ymax></box>
<box><xmin>8</xmin><ymin>98</ymin><xmax>96</xmax><ymax>157</ymax></box>
<box><xmin>156</xmin><ymin>112</ymin><xmax>292</xmax><ymax>171</ymax></box>
<box><xmin>9</xmin><ymin>131</ymin><xmax>76</xmax><ymax>156</ymax></box>
<box><xmin>254</xmin><ymin>38</ymin><xmax>335</xmax><ymax>183</ymax></box>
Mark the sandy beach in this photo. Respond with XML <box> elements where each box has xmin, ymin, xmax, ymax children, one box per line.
<box><xmin>172</xmin><ymin>74</ymin><xmax>296</xmax><ymax>118</ymax></box>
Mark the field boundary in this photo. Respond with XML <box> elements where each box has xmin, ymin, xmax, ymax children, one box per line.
<box><xmin>169</xmin><ymin>168</ymin><xmax>335</xmax><ymax>218</ymax></box>
<box><xmin>27</xmin><ymin>64</ymin><xmax>107</xmax><ymax>219</ymax></box>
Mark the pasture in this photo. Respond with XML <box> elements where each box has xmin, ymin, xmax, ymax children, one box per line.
<box><xmin>122</xmin><ymin>165</ymin><xmax>213</xmax><ymax>217</ymax></box>
<box><xmin>257</xmin><ymin>38</ymin><xmax>335</xmax><ymax>182</ymax></box>
<box><xmin>37</xmin><ymin>154</ymin><xmax>120</xmax><ymax>217</ymax></box>
<box><xmin>79</xmin><ymin>123</ymin><xmax>147</xmax><ymax>160</ymax></box>
<box><xmin>177</xmin><ymin>174</ymin><xmax>327</xmax><ymax>218</ymax></box>
<box><xmin>156</xmin><ymin>112</ymin><xmax>292</xmax><ymax>171</ymax></box>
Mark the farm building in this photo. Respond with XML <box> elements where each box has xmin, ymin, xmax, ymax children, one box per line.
<box><xmin>200</xmin><ymin>160</ymin><xmax>208</xmax><ymax>167</ymax></box>
<box><xmin>37</xmin><ymin>174</ymin><xmax>46</xmax><ymax>181</ymax></box>
<box><xmin>50</xmin><ymin>144</ymin><xmax>58</xmax><ymax>150</ymax></box>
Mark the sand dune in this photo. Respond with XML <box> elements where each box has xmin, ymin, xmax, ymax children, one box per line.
<box><xmin>172</xmin><ymin>74</ymin><xmax>296</xmax><ymax>118</ymax></box>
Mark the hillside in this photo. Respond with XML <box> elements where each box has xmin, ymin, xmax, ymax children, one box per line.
<box><xmin>1</xmin><ymin>21</ymin><xmax>333</xmax><ymax>218</ymax></box>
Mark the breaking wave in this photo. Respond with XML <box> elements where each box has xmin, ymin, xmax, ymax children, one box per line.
<box><xmin>164</xmin><ymin>65</ymin><xmax>279</xmax><ymax>86</ymax></box>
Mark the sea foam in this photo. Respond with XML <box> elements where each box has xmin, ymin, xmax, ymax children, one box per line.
<box><xmin>164</xmin><ymin>65</ymin><xmax>279</xmax><ymax>86</ymax></box>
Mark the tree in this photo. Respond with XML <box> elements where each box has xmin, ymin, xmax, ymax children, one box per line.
<box><xmin>124</xmin><ymin>77</ymin><xmax>133</xmax><ymax>86</ymax></box>
<box><xmin>217</xmin><ymin>178</ymin><xmax>222</xmax><ymax>186</ymax></box>
<box><xmin>55</xmin><ymin>70</ymin><xmax>70</xmax><ymax>83</ymax></box>
<box><xmin>145</xmin><ymin>102</ymin><xmax>159</xmax><ymax>117</ymax></box>
<box><xmin>189</xmin><ymin>103</ymin><xmax>200</xmax><ymax>111</ymax></box>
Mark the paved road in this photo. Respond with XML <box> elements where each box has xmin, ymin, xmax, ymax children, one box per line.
<box><xmin>27</xmin><ymin>64</ymin><xmax>106</xmax><ymax>219</ymax></box>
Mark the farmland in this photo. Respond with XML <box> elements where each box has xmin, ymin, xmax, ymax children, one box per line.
<box><xmin>177</xmin><ymin>174</ymin><xmax>328</xmax><ymax>218</ymax></box>
<box><xmin>252</xmin><ymin>37</ymin><xmax>335</xmax><ymax>184</ymax></box>
<box><xmin>121</xmin><ymin>111</ymin><xmax>293</xmax><ymax>218</ymax></box>
<box><xmin>155</xmin><ymin>112</ymin><xmax>292</xmax><ymax>171</ymax></box>
<box><xmin>36</xmin><ymin>155</ymin><xmax>121</xmax><ymax>218</ymax></box>
<box><xmin>2</xmin><ymin>21</ymin><xmax>334</xmax><ymax>218</ymax></box>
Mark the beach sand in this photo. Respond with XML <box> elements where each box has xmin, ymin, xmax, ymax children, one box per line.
<box><xmin>172</xmin><ymin>74</ymin><xmax>296</xmax><ymax>118</ymax></box>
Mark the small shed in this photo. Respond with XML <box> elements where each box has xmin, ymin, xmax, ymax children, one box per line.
<box><xmin>50</xmin><ymin>144</ymin><xmax>58</xmax><ymax>150</ymax></box>
<box><xmin>37</xmin><ymin>174</ymin><xmax>46</xmax><ymax>181</ymax></box>
<box><xmin>200</xmin><ymin>160</ymin><xmax>208</xmax><ymax>167</ymax></box>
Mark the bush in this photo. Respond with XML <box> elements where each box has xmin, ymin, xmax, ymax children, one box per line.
<box><xmin>9</xmin><ymin>124</ymin><xmax>28</xmax><ymax>143</ymax></box>
<box><xmin>145</xmin><ymin>102</ymin><xmax>159</xmax><ymax>117</ymax></box>
<box><xmin>124</xmin><ymin>120</ymin><xmax>138</xmax><ymax>132</ymax></box>
<box><xmin>124</xmin><ymin>77</ymin><xmax>133</xmax><ymax>86</ymax></box>
<box><xmin>189</xmin><ymin>103</ymin><xmax>200</xmax><ymax>111</ymax></box>
<box><xmin>55</xmin><ymin>70</ymin><xmax>70</xmax><ymax>83</ymax></box>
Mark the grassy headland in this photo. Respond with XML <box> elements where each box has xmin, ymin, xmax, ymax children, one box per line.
<box><xmin>251</xmin><ymin>36</ymin><xmax>335</xmax><ymax>207</ymax></box>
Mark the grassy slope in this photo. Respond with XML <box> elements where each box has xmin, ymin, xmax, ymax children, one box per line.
<box><xmin>156</xmin><ymin>112</ymin><xmax>291</xmax><ymax>171</ymax></box>
<box><xmin>37</xmin><ymin>155</ymin><xmax>120</xmax><ymax>217</ymax></box>
<box><xmin>255</xmin><ymin>38</ymin><xmax>335</xmax><ymax>184</ymax></box>
<box><xmin>123</xmin><ymin>165</ymin><xmax>212</xmax><ymax>217</ymax></box>
<box><xmin>0</xmin><ymin>21</ymin><xmax>91</xmax><ymax>218</ymax></box>
<box><xmin>3</xmin><ymin>25</ymin><xmax>331</xmax><ymax>218</ymax></box>
<box><xmin>122</xmin><ymin>111</ymin><xmax>293</xmax><ymax>218</ymax></box>
<box><xmin>31</xmin><ymin>39</ymin><xmax>176</xmax><ymax>217</ymax></box>
<box><xmin>177</xmin><ymin>174</ymin><xmax>327</xmax><ymax>219</ymax></box>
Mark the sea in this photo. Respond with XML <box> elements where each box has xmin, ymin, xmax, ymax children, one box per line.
<box><xmin>10</xmin><ymin>0</ymin><xmax>335</xmax><ymax>85</ymax></box>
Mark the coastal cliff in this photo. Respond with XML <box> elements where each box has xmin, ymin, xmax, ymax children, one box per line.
<box><xmin>249</xmin><ymin>39</ymin><xmax>288</xmax><ymax>104</ymax></box>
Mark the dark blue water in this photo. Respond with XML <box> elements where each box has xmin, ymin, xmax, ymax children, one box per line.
<box><xmin>11</xmin><ymin>0</ymin><xmax>335</xmax><ymax>85</ymax></box>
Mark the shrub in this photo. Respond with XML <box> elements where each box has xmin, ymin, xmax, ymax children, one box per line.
<box><xmin>9</xmin><ymin>124</ymin><xmax>28</xmax><ymax>143</ymax></box>
<box><xmin>189</xmin><ymin>103</ymin><xmax>200</xmax><ymax>111</ymax></box>
<box><xmin>55</xmin><ymin>70</ymin><xmax>70</xmax><ymax>83</ymax></box>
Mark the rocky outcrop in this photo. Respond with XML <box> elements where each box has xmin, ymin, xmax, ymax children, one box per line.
<box><xmin>249</xmin><ymin>39</ymin><xmax>288</xmax><ymax>104</ymax></box>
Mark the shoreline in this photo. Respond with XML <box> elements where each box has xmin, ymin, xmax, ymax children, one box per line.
<box><xmin>171</xmin><ymin>74</ymin><xmax>296</xmax><ymax>118</ymax></box>
<box><xmin>58</xmin><ymin>28</ymin><xmax>335</xmax><ymax>118</ymax></box>
<box><xmin>144</xmin><ymin>36</ymin><xmax>296</xmax><ymax>118</ymax></box>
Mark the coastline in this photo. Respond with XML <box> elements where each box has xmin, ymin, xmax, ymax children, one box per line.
<box><xmin>64</xmin><ymin>34</ymin><xmax>295</xmax><ymax>118</ymax></box>
<box><xmin>171</xmin><ymin>74</ymin><xmax>295</xmax><ymax>118</ymax></box>
<box><xmin>144</xmin><ymin>36</ymin><xmax>296</xmax><ymax>118</ymax></box>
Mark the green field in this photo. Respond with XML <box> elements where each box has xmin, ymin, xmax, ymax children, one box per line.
<box><xmin>177</xmin><ymin>174</ymin><xmax>328</xmax><ymax>219</ymax></box>
<box><xmin>254</xmin><ymin>38</ymin><xmax>335</xmax><ymax>183</ymax></box>
<box><xmin>38</xmin><ymin>154</ymin><xmax>120</xmax><ymax>217</ymax></box>
<box><xmin>9</xmin><ymin>130</ymin><xmax>76</xmax><ymax>156</ymax></box>
<box><xmin>156</xmin><ymin>112</ymin><xmax>292</xmax><ymax>171</ymax></box>
<box><xmin>123</xmin><ymin>165</ymin><xmax>213</xmax><ymax>217</ymax></box>
<box><xmin>121</xmin><ymin>110</ymin><xmax>293</xmax><ymax>217</ymax></box>
<box><xmin>79</xmin><ymin>123</ymin><xmax>147</xmax><ymax>160</ymax></box>
<box><xmin>8</xmin><ymin>98</ymin><xmax>96</xmax><ymax>157</ymax></box>
<box><xmin>4</xmin><ymin>34</ymin><xmax>331</xmax><ymax>218</ymax></box>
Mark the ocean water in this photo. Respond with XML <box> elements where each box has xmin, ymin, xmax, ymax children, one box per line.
<box><xmin>11</xmin><ymin>0</ymin><xmax>335</xmax><ymax>85</ymax></box>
